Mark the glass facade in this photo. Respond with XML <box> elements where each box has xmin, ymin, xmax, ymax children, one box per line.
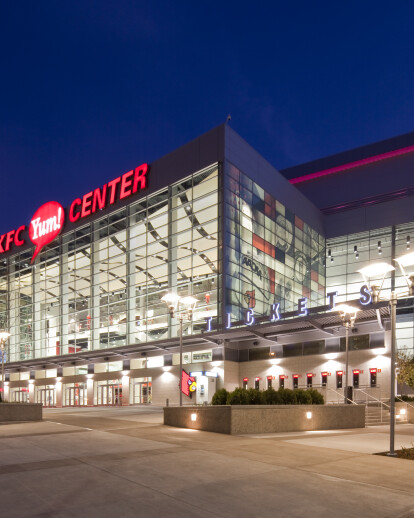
<box><xmin>224</xmin><ymin>161</ymin><xmax>325</xmax><ymax>321</ymax></box>
<box><xmin>1</xmin><ymin>164</ymin><xmax>220</xmax><ymax>362</ymax></box>
<box><xmin>326</xmin><ymin>221</ymin><xmax>414</xmax><ymax>355</ymax></box>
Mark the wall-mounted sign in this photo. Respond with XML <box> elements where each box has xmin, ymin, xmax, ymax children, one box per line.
<box><xmin>29</xmin><ymin>201</ymin><xmax>64</xmax><ymax>263</ymax></box>
<box><xmin>0</xmin><ymin>163</ymin><xmax>149</xmax><ymax>259</ymax></box>
<box><xmin>181</xmin><ymin>370</ymin><xmax>196</xmax><ymax>397</ymax></box>
<box><xmin>207</xmin><ymin>288</ymin><xmax>373</xmax><ymax>332</ymax></box>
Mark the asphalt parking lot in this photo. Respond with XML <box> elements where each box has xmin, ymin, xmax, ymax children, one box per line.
<box><xmin>1</xmin><ymin>406</ymin><xmax>414</xmax><ymax>518</ymax></box>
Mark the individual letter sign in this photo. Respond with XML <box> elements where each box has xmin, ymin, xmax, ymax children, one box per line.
<box><xmin>29</xmin><ymin>201</ymin><xmax>65</xmax><ymax>263</ymax></box>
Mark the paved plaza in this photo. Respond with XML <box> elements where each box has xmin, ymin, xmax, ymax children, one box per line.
<box><xmin>1</xmin><ymin>407</ymin><xmax>414</xmax><ymax>517</ymax></box>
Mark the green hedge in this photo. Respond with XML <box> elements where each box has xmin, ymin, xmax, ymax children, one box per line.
<box><xmin>211</xmin><ymin>387</ymin><xmax>324</xmax><ymax>405</ymax></box>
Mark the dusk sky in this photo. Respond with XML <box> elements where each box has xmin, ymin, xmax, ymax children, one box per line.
<box><xmin>2</xmin><ymin>1</ymin><xmax>414</xmax><ymax>233</ymax></box>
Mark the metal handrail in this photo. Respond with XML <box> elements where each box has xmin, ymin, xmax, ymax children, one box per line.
<box><xmin>327</xmin><ymin>388</ymin><xmax>358</xmax><ymax>405</ymax></box>
<box><xmin>356</xmin><ymin>388</ymin><xmax>390</xmax><ymax>410</ymax></box>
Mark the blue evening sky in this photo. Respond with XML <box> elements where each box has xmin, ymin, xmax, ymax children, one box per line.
<box><xmin>1</xmin><ymin>1</ymin><xmax>414</xmax><ymax>232</ymax></box>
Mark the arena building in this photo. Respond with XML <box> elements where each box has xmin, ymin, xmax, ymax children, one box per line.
<box><xmin>1</xmin><ymin>124</ymin><xmax>413</xmax><ymax>407</ymax></box>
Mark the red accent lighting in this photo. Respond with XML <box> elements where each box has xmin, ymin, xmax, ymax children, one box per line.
<box><xmin>289</xmin><ymin>144</ymin><xmax>414</xmax><ymax>184</ymax></box>
<box><xmin>353</xmin><ymin>370</ymin><xmax>360</xmax><ymax>374</ymax></box>
<box><xmin>370</xmin><ymin>368</ymin><xmax>377</xmax><ymax>373</ymax></box>
<box><xmin>337</xmin><ymin>371</ymin><xmax>343</xmax><ymax>375</ymax></box>
<box><xmin>243</xmin><ymin>377</ymin><xmax>248</xmax><ymax>382</ymax></box>
<box><xmin>293</xmin><ymin>374</ymin><xmax>299</xmax><ymax>378</ymax></box>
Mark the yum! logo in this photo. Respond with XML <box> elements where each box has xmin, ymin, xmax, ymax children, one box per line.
<box><xmin>29</xmin><ymin>202</ymin><xmax>65</xmax><ymax>262</ymax></box>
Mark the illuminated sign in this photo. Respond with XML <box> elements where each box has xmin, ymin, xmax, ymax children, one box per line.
<box><xmin>29</xmin><ymin>201</ymin><xmax>64</xmax><ymax>262</ymax></box>
<box><xmin>181</xmin><ymin>370</ymin><xmax>196</xmax><ymax>397</ymax></box>
<box><xmin>369</xmin><ymin>368</ymin><xmax>378</xmax><ymax>373</ymax></box>
<box><xmin>0</xmin><ymin>163</ymin><xmax>149</xmax><ymax>259</ymax></box>
<box><xmin>207</xmin><ymin>288</ymin><xmax>372</xmax><ymax>332</ymax></box>
<box><xmin>69</xmin><ymin>163</ymin><xmax>148</xmax><ymax>223</ymax></box>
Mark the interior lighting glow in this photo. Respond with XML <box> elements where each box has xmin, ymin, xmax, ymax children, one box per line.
<box><xmin>400</xmin><ymin>408</ymin><xmax>407</xmax><ymax>415</ymax></box>
<box><xmin>358</xmin><ymin>262</ymin><xmax>395</xmax><ymax>280</ymax></box>
<box><xmin>191</xmin><ymin>413</ymin><xmax>197</xmax><ymax>422</ymax></box>
<box><xmin>306</xmin><ymin>412</ymin><xmax>312</xmax><ymax>419</ymax></box>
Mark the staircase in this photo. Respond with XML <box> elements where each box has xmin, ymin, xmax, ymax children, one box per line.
<box><xmin>365</xmin><ymin>404</ymin><xmax>390</xmax><ymax>426</ymax></box>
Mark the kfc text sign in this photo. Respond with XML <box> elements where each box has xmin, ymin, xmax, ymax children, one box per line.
<box><xmin>0</xmin><ymin>162</ymin><xmax>149</xmax><ymax>259</ymax></box>
<box><xmin>29</xmin><ymin>202</ymin><xmax>64</xmax><ymax>262</ymax></box>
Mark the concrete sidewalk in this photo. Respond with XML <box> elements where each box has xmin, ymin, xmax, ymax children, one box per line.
<box><xmin>0</xmin><ymin>407</ymin><xmax>413</xmax><ymax>518</ymax></box>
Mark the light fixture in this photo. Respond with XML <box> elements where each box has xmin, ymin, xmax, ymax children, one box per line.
<box><xmin>358</xmin><ymin>262</ymin><xmax>395</xmax><ymax>302</ymax></box>
<box><xmin>394</xmin><ymin>251</ymin><xmax>414</xmax><ymax>295</ymax></box>
<box><xmin>161</xmin><ymin>292</ymin><xmax>180</xmax><ymax>316</ymax></box>
<box><xmin>407</xmin><ymin>236</ymin><xmax>410</xmax><ymax>250</ymax></box>
<box><xmin>191</xmin><ymin>413</ymin><xmax>197</xmax><ymax>422</ymax></box>
<box><xmin>161</xmin><ymin>293</ymin><xmax>198</xmax><ymax>406</ymax></box>
<box><xmin>334</xmin><ymin>305</ymin><xmax>360</xmax><ymax>405</ymax></box>
<box><xmin>306</xmin><ymin>412</ymin><xmax>312</xmax><ymax>419</ymax></box>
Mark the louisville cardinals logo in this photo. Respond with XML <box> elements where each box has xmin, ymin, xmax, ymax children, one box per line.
<box><xmin>244</xmin><ymin>290</ymin><xmax>256</xmax><ymax>308</ymax></box>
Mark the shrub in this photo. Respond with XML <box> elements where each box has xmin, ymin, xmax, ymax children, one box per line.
<box><xmin>307</xmin><ymin>388</ymin><xmax>324</xmax><ymax>405</ymax></box>
<box><xmin>294</xmin><ymin>389</ymin><xmax>312</xmax><ymax>405</ymax></box>
<box><xmin>278</xmin><ymin>387</ymin><xmax>297</xmax><ymax>405</ymax></box>
<box><xmin>211</xmin><ymin>388</ymin><xmax>229</xmax><ymax>405</ymax></box>
<box><xmin>263</xmin><ymin>387</ymin><xmax>282</xmax><ymax>405</ymax></box>
<box><xmin>226</xmin><ymin>387</ymin><xmax>249</xmax><ymax>405</ymax></box>
<box><xmin>246</xmin><ymin>388</ymin><xmax>264</xmax><ymax>405</ymax></box>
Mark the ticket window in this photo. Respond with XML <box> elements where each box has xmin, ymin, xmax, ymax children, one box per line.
<box><xmin>279</xmin><ymin>375</ymin><xmax>285</xmax><ymax>388</ymax></box>
<box><xmin>336</xmin><ymin>371</ymin><xmax>343</xmax><ymax>389</ymax></box>
<box><xmin>267</xmin><ymin>377</ymin><xmax>272</xmax><ymax>389</ymax></box>
<box><xmin>353</xmin><ymin>370</ymin><xmax>360</xmax><ymax>388</ymax></box>
<box><xmin>370</xmin><ymin>369</ymin><xmax>377</xmax><ymax>387</ymax></box>
<box><xmin>307</xmin><ymin>374</ymin><xmax>313</xmax><ymax>388</ymax></box>
<box><xmin>243</xmin><ymin>378</ymin><xmax>248</xmax><ymax>390</ymax></box>
<box><xmin>293</xmin><ymin>375</ymin><xmax>299</xmax><ymax>389</ymax></box>
<box><xmin>254</xmin><ymin>378</ymin><xmax>260</xmax><ymax>390</ymax></box>
<box><xmin>321</xmin><ymin>372</ymin><xmax>328</xmax><ymax>387</ymax></box>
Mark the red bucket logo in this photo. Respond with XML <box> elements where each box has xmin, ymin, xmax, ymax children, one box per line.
<box><xmin>29</xmin><ymin>201</ymin><xmax>65</xmax><ymax>262</ymax></box>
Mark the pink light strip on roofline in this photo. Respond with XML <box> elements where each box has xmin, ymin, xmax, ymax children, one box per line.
<box><xmin>289</xmin><ymin>144</ymin><xmax>414</xmax><ymax>184</ymax></box>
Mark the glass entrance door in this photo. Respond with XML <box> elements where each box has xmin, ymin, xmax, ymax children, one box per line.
<box><xmin>65</xmin><ymin>385</ymin><xmax>87</xmax><ymax>406</ymax></box>
<box><xmin>12</xmin><ymin>389</ymin><xmax>29</xmax><ymax>403</ymax></box>
<box><xmin>36</xmin><ymin>388</ymin><xmax>56</xmax><ymax>407</ymax></box>
<box><xmin>97</xmin><ymin>384</ymin><xmax>122</xmax><ymax>406</ymax></box>
<box><xmin>131</xmin><ymin>381</ymin><xmax>152</xmax><ymax>404</ymax></box>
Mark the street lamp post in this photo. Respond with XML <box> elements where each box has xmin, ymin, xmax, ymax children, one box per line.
<box><xmin>0</xmin><ymin>331</ymin><xmax>10</xmax><ymax>402</ymax></box>
<box><xmin>358</xmin><ymin>262</ymin><xmax>398</xmax><ymax>456</ymax></box>
<box><xmin>335</xmin><ymin>305</ymin><xmax>359</xmax><ymax>404</ymax></box>
<box><xmin>161</xmin><ymin>293</ymin><xmax>197</xmax><ymax>406</ymax></box>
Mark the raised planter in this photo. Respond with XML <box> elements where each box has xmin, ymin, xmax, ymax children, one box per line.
<box><xmin>164</xmin><ymin>404</ymin><xmax>365</xmax><ymax>434</ymax></box>
<box><xmin>0</xmin><ymin>403</ymin><xmax>42</xmax><ymax>422</ymax></box>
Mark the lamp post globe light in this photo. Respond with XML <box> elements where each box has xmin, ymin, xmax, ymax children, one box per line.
<box><xmin>334</xmin><ymin>304</ymin><xmax>359</xmax><ymax>404</ymax></box>
<box><xmin>161</xmin><ymin>293</ymin><xmax>197</xmax><ymax>406</ymax></box>
<box><xmin>357</xmin><ymin>256</ymin><xmax>414</xmax><ymax>457</ymax></box>
<box><xmin>0</xmin><ymin>331</ymin><xmax>10</xmax><ymax>402</ymax></box>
